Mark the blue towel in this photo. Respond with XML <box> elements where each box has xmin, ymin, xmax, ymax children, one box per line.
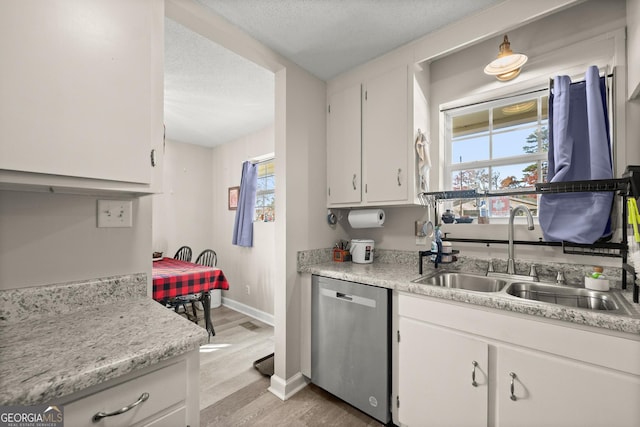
<box><xmin>539</xmin><ymin>66</ymin><xmax>613</xmax><ymax>244</ymax></box>
<box><xmin>232</xmin><ymin>161</ymin><xmax>258</xmax><ymax>247</ymax></box>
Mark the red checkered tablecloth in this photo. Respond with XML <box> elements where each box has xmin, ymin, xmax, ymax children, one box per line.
<box><xmin>152</xmin><ymin>257</ymin><xmax>230</xmax><ymax>300</ymax></box>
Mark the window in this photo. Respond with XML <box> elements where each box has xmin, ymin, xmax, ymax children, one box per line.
<box><xmin>254</xmin><ymin>158</ymin><xmax>275</xmax><ymax>222</ymax></box>
<box><xmin>443</xmin><ymin>92</ymin><xmax>549</xmax><ymax>219</ymax></box>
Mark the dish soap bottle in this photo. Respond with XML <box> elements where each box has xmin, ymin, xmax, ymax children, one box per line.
<box><xmin>430</xmin><ymin>226</ymin><xmax>443</xmax><ymax>263</ymax></box>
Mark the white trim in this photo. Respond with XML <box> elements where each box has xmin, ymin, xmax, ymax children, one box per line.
<box><xmin>221</xmin><ymin>297</ymin><xmax>274</xmax><ymax>326</ymax></box>
<box><xmin>249</xmin><ymin>152</ymin><xmax>275</xmax><ymax>164</ymax></box>
<box><xmin>268</xmin><ymin>372</ymin><xmax>309</xmax><ymax>401</ymax></box>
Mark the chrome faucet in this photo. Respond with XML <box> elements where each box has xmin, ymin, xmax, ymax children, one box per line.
<box><xmin>507</xmin><ymin>205</ymin><xmax>534</xmax><ymax>275</ymax></box>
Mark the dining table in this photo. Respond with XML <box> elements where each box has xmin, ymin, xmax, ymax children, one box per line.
<box><xmin>152</xmin><ymin>257</ymin><xmax>230</xmax><ymax>340</ymax></box>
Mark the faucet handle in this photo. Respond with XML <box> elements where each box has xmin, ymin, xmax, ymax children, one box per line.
<box><xmin>528</xmin><ymin>264</ymin><xmax>539</xmax><ymax>281</ymax></box>
<box><xmin>556</xmin><ymin>271</ymin><xmax>566</xmax><ymax>285</ymax></box>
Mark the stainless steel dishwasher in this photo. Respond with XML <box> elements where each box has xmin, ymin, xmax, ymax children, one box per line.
<box><xmin>311</xmin><ymin>275</ymin><xmax>391</xmax><ymax>424</ymax></box>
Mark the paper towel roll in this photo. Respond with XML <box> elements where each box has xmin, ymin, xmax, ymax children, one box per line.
<box><xmin>348</xmin><ymin>209</ymin><xmax>385</xmax><ymax>228</ymax></box>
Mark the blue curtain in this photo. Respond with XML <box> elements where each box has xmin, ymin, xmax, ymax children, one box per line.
<box><xmin>232</xmin><ymin>161</ymin><xmax>258</xmax><ymax>247</ymax></box>
<box><xmin>539</xmin><ymin>65</ymin><xmax>613</xmax><ymax>244</ymax></box>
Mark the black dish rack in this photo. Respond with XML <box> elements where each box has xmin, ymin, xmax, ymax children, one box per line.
<box><xmin>418</xmin><ymin>166</ymin><xmax>640</xmax><ymax>303</ymax></box>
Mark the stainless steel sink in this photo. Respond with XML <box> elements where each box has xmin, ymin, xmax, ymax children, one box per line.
<box><xmin>412</xmin><ymin>272</ymin><xmax>507</xmax><ymax>292</ymax></box>
<box><xmin>504</xmin><ymin>282</ymin><xmax>619</xmax><ymax>311</ymax></box>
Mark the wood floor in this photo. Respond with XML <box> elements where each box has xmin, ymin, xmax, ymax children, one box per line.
<box><xmin>190</xmin><ymin>305</ymin><xmax>385</xmax><ymax>426</ymax></box>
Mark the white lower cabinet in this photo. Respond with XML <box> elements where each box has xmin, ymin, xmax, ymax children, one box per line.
<box><xmin>496</xmin><ymin>346</ymin><xmax>640</xmax><ymax>427</ymax></box>
<box><xmin>394</xmin><ymin>292</ymin><xmax>640</xmax><ymax>427</ymax></box>
<box><xmin>56</xmin><ymin>350</ymin><xmax>199</xmax><ymax>427</ymax></box>
<box><xmin>397</xmin><ymin>317</ymin><xmax>488</xmax><ymax>427</ymax></box>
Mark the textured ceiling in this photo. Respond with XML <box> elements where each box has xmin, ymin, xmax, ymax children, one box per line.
<box><xmin>164</xmin><ymin>0</ymin><xmax>504</xmax><ymax>147</ymax></box>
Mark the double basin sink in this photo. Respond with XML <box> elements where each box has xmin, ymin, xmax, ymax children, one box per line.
<box><xmin>412</xmin><ymin>271</ymin><xmax>633</xmax><ymax>315</ymax></box>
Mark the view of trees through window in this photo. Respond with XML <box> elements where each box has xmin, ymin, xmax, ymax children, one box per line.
<box><xmin>445</xmin><ymin>94</ymin><xmax>549</xmax><ymax>218</ymax></box>
<box><xmin>254</xmin><ymin>159</ymin><xmax>275</xmax><ymax>222</ymax></box>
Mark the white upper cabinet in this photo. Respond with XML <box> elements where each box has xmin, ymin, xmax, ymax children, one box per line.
<box><xmin>0</xmin><ymin>0</ymin><xmax>164</xmax><ymax>195</ymax></box>
<box><xmin>362</xmin><ymin>65</ymin><xmax>409</xmax><ymax>204</ymax></box>
<box><xmin>327</xmin><ymin>64</ymin><xmax>426</xmax><ymax>207</ymax></box>
<box><xmin>327</xmin><ymin>84</ymin><xmax>362</xmax><ymax>205</ymax></box>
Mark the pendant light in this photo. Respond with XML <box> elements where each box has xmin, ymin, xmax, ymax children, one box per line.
<box><xmin>484</xmin><ymin>35</ymin><xmax>528</xmax><ymax>82</ymax></box>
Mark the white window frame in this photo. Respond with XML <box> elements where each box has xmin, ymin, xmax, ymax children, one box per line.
<box><xmin>443</xmin><ymin>90</ymin><xmax>549</xmax><ymax>194</ymax></box>
<box><xmin>253</xmin><ymin>156</ymin><xmax>275</xmax><ymax>222</ymax></box>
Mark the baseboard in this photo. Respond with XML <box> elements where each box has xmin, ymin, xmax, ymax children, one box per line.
<box><xmin>221</xmin><ymin>296</ymin><xmax>274</xmax><ymax>326</ymax></box>
<box><xmin>268</xmin><ymin>372</ymin><xmax>309</xmax><ymax>401</ymax></box>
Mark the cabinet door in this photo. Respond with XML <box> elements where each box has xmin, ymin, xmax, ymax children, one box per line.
<box><xmin>397</xmin><ymin>317</ymin><xmax>488</xmax><ymax>427</ymax></box>
<box><xmin>0</xmin><ymin>0</ymin><xmax>162</xmax><ymax>185</ymax></box>
<box><xmin>496</xmin><ymin>346</ymin><xmax>640</xmax><ymax>427</ymax></box>
<box><xmin>327</xmin><ymin>84</ymin><xmax>362</xmax><ymax>205</ymax></box>
<box><xmin>363</xmin><ymin>66</ymin><xmax>408</xmax><ymax>204</ymax></box>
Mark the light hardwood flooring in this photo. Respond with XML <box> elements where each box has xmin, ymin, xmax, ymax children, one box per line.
<box><xmin>186</xmin><ymin>304</ymin><xmax>385</xmax><ymax>426</ymax></box>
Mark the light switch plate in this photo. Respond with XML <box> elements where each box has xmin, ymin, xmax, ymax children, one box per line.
<box><xmin>97</xmin><ymin>200</ymin><xmax>133</xmax><ymax>228</ymax></box>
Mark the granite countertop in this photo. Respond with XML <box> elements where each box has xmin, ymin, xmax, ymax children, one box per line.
<box><xmin>0</xmin><ymin>274</ymin><xmax>208</xmax><ymax>406</ymax></box>
<box><xmin>299</xmin><ymin>249</ymin><xmax>640</xmax><ymax>336</ymax></box>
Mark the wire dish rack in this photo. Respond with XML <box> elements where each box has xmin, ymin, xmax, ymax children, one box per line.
<box><xmin>417</xmin><ymin>169</ymin><xmax>640</xmax><ymax>303</ymax></box>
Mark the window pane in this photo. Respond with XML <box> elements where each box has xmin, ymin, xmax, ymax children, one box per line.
<box><xmin>493</xmin><ymin>162</ymin><xmax>538</xmax><ymax>189</ymax></box>
<box><xmin>487</xmin><ymin>194</ymin><xmax>539</xmax><ymax>218</ymax></box>
<box><xmin>452</xmin><ymin>110</ymin><xmax>489</xmax><ymax>137</ymax></box>
<box><xmin>493</xmin><ymin>126</ymin><xmax>539</xmax><ymax>159</ymax></box>
<box><xmin>253</xmin><ymin>159</ymin><xmax>276</xmax><ymax>222</ymax></box>
<box><xmin>257</xmin><ymin>177</ymin><xmax>267</xmax><ymax>191</ymax></box>
<box><xmin>452</xmin><ymin>134</ymin><xmax>490</xmax><ymax>163</ymax></box>
<box><xmin>493</xmin><ymin>99</ymin><xmax>537</xmax><ymax>131</ymax></box>
<box><xmin>265</xmin><ymin>175</ymin><xmax>275</xmax><ymax>190</ymax></box>
<box><xmin>451</xmin><ymin>168</ymin><xmax>492</xmax><ymax>191</ymax></box>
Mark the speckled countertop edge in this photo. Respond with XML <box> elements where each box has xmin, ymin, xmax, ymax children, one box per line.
<box><xmin>0</xmin><ymin>273</ymin><xmax>148</xmax><ymax>325</ymax></box>
<box><xmin>0</xmin><ymin>276</ymin><xmax>208</xmax><ymax>406</ymax></box>
<box><xmin>299</xmin><ymin>250</ymin><xmax>640</xmax><ymax>336</ymax></box>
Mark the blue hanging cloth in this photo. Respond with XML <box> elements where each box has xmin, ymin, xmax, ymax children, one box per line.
<box><xmin>232</xmin><ymin>161</ymin><xmax>258</xmax><ymax>247</ymax></box>
<box><xmin>539</xmin><ymin>66</ymin><xmax>613</xmax><ymax>244</ymax></box>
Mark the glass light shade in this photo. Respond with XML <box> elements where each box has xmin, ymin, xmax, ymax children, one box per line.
<box><xmin>484</xmin><ymin>35</ymin><xmax>528</xmax><ymax>81</ymax></box>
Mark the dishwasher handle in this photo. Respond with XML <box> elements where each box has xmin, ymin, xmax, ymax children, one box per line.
<box><xmin>320</xmin><ymin>288</ymin><xmax>377</xmax><ymax>308</ymax></box>
<box><xmin>336</xmin><ymin>292</ymin><xmax>353</xmax><ymax>301</ymax></box>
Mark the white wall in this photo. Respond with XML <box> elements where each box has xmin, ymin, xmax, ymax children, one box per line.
<box><xmin>211</xmin><ymin>125</ymin><xmax>276</xmax><ymax>317</ymax></box>
<box><xmin>0</xmin><ymin>190</ymin><xmax>152</xmax><ymax>291</ymax></box>
<box><xmin>274</xmin><ymin>63</ymin><xmax>336</xmax><ymax>387</ymax></box>
<box><xmin>152</xmin><ymin>139</ymin><xmax>214</xmax><ymax>260</ymax></box>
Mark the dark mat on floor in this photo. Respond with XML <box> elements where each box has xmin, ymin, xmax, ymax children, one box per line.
<box><xmin>253</xmin><ymin>352</ymin><xmax>274</xmax><ymax>377</ymax></box>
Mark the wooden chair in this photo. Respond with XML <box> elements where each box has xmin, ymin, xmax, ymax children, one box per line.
<box><xmin>173</xmin><ymin>246</ymin><xmax>192</xmax><ymax>262</ymax></box>
<box><xmin>195</xmin><ymin>249</ymin><xmax>217</xmax><ymax>267</ymax></box>
<box><xmin>167</xmin><ymin>245</ymin><xmax>195</xmax><ymax>321</ymax></box>
<box><xmin>191</xmin><ymin>249</ymin><xmax>219</xmax><ymax>337</ymax></box>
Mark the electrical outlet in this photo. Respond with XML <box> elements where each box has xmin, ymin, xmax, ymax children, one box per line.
<box><xmin>245</xmin><ymin>285</ymin><xmax>250</xmax><ymax>295</ymax></box>
<box><xmin>97</xmin><ymin>200</ymin><xmax>133</xmax><ymax>228</ymax></box>
<box><xmin>416</xmin><ymin>236</ymin><xmax>427</xmax><ymax>246</ymax></box>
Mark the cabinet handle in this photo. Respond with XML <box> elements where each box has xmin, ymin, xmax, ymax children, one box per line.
<box><xmin>150</xmin><ymin>149</ymin><xmax>156</xmax><ymax>167</ymax></box>
<box><xmin>471</xmin><ymin>361</ymin><xmax>478</xmax><ymax>387</ymax></box>
<box><xmin>397</xmin><ymin>168</ymin><xmax>402</xmax><ymax>186</ymax></box>
<box><xmin>92</xmin><ymin>392</ymin><xmax>150</xmax><ymax>422</ymax></box>
<box><xmin>352</xmin><ymin>174</ymin><xmax>357</xmax><ymax>190</ymax></box>
<box><xmin>509</xmin><ymin>372</ymin><xmax>517</xmax><ymax>401</ymax></box>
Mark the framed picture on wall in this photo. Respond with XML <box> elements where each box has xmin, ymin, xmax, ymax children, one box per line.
<box><xmin>228</xmin><ymin>186</ymin><xmax>240</xmax><ymax>210</ymax></box>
